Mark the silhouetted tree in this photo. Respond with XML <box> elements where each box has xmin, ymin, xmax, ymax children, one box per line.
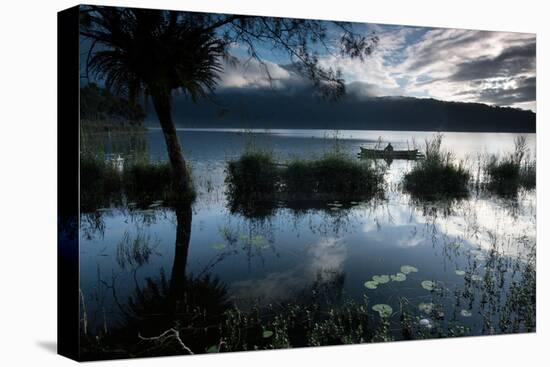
<box><xmin>80</xmin><ymin>5</ymin><xmax>378</xmax><ymax>194</ymax></box>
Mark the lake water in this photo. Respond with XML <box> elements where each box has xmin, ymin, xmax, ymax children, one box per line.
<box><xmin>80</xmin><ymin>128</ymin><xmax>536</xmax><ymax>340</ymax></box>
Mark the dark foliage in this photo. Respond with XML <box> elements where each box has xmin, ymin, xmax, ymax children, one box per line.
<box><xmin>79</xmin><ymin>156</ymin><xmax>196</xmax><ymax>212</ymax></box>
<box><xmin>284</xmin><ymin>152</ymin><xmax>384</xmax><ymax>198</ymax></box>
<box><xmin>225</xmin><ymin>150</ymin><xmax>384</xmax><ymax>217</ymax></box>
<box><xmin>167</xmin><ymin>94</ymin><xmax>536</xmax><ymax>133</ymax></box>
<box><xmin>226</xmin><ymin>151</ymin><xmax>280</xmax><ymax>199</ymax></box>
<box><xmin>403</xmin><ymin>135</ymin><xmax>470</xmax><ymax>200</ymax></box>
<box><xmin>80</xmin><ymin>83</ymin><xmax>146</xmax><ymax>130</ymax></box>
<box><xmin>80</xmin><ymin>272</ymin><xmax>230</xmax><ymax>359</ymax></box>
<box><xmin>122</xmin><ymin>161</ymin><xmax>196</xmax><ymax>204</ymax></box>
<box><xmin>80</xmin><ymin>154</ymin><xmax>123</xmax><ymax>211</ymax></box>
<box><xmin>404</xmin><ymin>161</ymin><xmax>470</xmax><ymax>200</ymax></box>
<box><xmin>484</xmin><ymin>136</ymin><xmax>536</xmax><ymax>196</ymax></box>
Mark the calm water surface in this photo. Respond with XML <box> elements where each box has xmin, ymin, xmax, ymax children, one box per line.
<box><xmin>80</xmin><ymin>129</ymin><xmax>536</xmax><ymax>337</ymax></box>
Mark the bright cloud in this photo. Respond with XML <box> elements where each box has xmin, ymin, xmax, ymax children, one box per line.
<box><xmin>220</xmin><ymin>23</ymin><xmax>536</xmax><ymax>111</ymax></box>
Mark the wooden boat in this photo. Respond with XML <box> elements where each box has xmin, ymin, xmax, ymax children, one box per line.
<box><xmin>359</xmin><ymin>147</ymin><xmax>424</xmax><ymax>160</ymax></box>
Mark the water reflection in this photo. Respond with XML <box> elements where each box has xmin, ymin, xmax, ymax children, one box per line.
<box><xmin>79</xmin><ymin>129</ymin><xmax>536</xmax><ymax>358</ymax></box>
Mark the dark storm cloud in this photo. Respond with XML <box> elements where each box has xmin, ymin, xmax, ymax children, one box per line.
<box><xmin>455</xmin><ymin>76</ymin><xmax>536</xmax><ymax>106</ymax></box>
<box><xmin>450</xmin><ymin>41</ymin><xmax>536</xmax><ymax>82</ymax></box>
<box><xmin>405</xmin><ymin>30</ymin><xmax>496</xmax><ymax>72</ymax></box>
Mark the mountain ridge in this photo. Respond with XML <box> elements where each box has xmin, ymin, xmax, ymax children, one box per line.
<box><xmin>155</xmin><ymin>92</ymin><xmax>535</xmax><ymax>133</ymax></box>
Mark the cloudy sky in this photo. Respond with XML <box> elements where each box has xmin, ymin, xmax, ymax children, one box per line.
<box><xmin>218</xmin><ymin>23</ymin><xmax>536</xmax><ymax>112</ymax></box>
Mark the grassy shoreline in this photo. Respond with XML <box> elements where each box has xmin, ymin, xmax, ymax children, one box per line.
<box><xmin>226</xmin><ymin>149</ymin><xmax>386</xmax><ymax>205</ymax></box>
<box><xmin>483</xmin><ymin>136</ymin><xmax>536</xmax><ymax>196</ymax></box>
<box><xmin>80</xmin><ymin>154</ymin><xmax>196</xmax><ymax>212</ymax></box>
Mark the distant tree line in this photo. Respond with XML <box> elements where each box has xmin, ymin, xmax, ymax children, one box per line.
<box><xmin>169</xmin><ymin>93</ymin><xmax>536</xmax><ymax>133</ymax></box>
<box><xmin>80</xmin><ymin>83</ymin><xmax>145</xmax><ymax>130</ymax></box>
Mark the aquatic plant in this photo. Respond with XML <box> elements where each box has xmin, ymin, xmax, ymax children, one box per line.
<box><xmin>226</xmin><ymin>150</ymin><xmax>280</xmax><ymax>200</ymax></box>
<box><xmin>372</xmin><ymin>275</ymin><xmax>390</xmax><ymax>284</ymax></box>
<box><xmin>421</xmin><ymin>280</ymin><xmax>436</xmax><ymax>291</ymax></box>
<box><xmin>81</xmin><ymin>249</ymin><xmax>537</xmax><ymax>360</ymax></box>
<box><xmin>372</xmin><ymin>304</ymin><xmax>393</xmax><ymax>318</ymax></box>
<box><xmin>391</xmin><ymin>273</ymin><xmax>407</xmax><ymax>282</ymax></box>
<box><xmin>80</xmin><ymin>153</ymin><xmax>123</xmax><ymax>212</ymax></box>
<box><xmin>364</xmin><ymin>281</ymin><xmax>378</xmax><ymax>289</ymax></box>
<box><xmin>123</xmin><ymin>160</ymin><xmax>196</xmax><ymax>203</ymax></box>
<box><xmin>400</xmin><ymin>265</ymin><xmax>418</xmax><ymax>274</ymax></box>
<box><xmin>80</xmin><ymin>154</ymin><xmax>197</xmax><ymax>212</ymax></box>
<box><xmin>225</xmin><ymin>146</ymin><xmax>385</xmax><ymax>215</ymax></box>
<box><xmin>484</xmin><ymin>136</ymin><xmax>536</xmax><ymax>196</ymax></box>
<box><xmin>116</xmin><ymin>231</ymin><xmax>160</xmax><ymax>270</ymax></box>
<box><xmin>283</xmin><ymin>150</ymin><xmax>385</xmax><ymax>199</ymax></box>
<box><xmin>403</xmin><ymin>134</ymin><xmax>470</xmax><ymax>200</ymax></box>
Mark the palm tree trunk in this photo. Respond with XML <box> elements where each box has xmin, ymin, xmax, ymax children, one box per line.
<box><xmin>169</xmin><ymin>204</ymin><xmax>193</xmax><ymax>298</ymax></box>
<box><xmin>150</xmin><ymin>90</ymin><xmax>191</xmax><ymax>196</ymax></box>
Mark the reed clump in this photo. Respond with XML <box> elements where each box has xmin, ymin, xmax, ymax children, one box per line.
<box><xmin>225</xmin><ymin>148</ymin><xmax>385</xmax><ymax>209</ymax></box>
<box><xmin>484</xmin><ymin>136</ymin><xmax>535</xmax><ymax>196</ymax></box>
<box><xmin>80</xmin><ymin>155</ymin><xmax>196</xmax><ymax>211</ymax></box>
<box><xmin>403</xmin><ymin>134</ymin><xmax>470</xmax><ymax>200</ymax></box>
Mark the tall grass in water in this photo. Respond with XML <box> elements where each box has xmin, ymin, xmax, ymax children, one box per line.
<box><xmin>80</xmin><ymin>154</ymin><xmax>196</xmax><ymax>211</ymax></box>
<box><xmin>485</xmin><ymin>136</ymin><xmax>536</xmax><ymax>196</ymax></box>
<box><xmin>225</xmin><ymin>143</ymin><xmax>385</xmax><ymax>214</ymax></box>
<box><xmin>403</xmin><ymin>134</ymin><xmax>470</xmax><ymax>200</ymax></box>
<box><xmin>80</xmin><ymin>153</ymin><xmax>123</xmax><ymax>212</ymax></box>
<box><xmin>225</xmin><ymin>150</ymin><xmax>280</xmax><ymax>201</ymax></box>
<box><xmin>123</xmin><ymin>160</ymin><xmax>196</xmax><ymax>204</ymax></box>
<box><xmin>284</xmin><ymin>150</ymin><xmax>384</xmax><ymax>199</ymax></box>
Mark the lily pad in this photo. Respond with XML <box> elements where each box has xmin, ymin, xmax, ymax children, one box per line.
<box><xmin>372</xmin><ymin>275</ymin><xmax>390</xmax><ymax>284</ymax></box>
<box><xmin>455</xmin><ymin>270</ymin><xmax>466</xmax><ymax>276</ymax></box>
<box><xmin>471</xmin><ymin>275</ymin><xmax>482</xmax><ymax>281</ymax></box>
<box><xmin>262</xmin><ymin>330</ymin><xmax>274</xmax><ymax>338</ymax></box>
<box><xmin>460</xmin><ymin>309</ymin><xmax>472</xmax><ymax>317</ymax></box>
<box><xmin>211</xmin><ymin>243</ymin><xmax>226</xmax><ymax>250</ymax></box>
<box><xmin>390</xmin><ymin>273</ymin><xmax>407</xmax><ymax>282</ymax></box>
<box><xmin>206</xmin><ymin>345</ymin><xmax>219</xmax><ymax>353</ymax></box>
<box><xmin>400</xmin><ymin>265</ymin><xmax>418</xmax><ymax>274</ymax></box>
<box><xmin>418</xmin><ymin>302</ymin><xmax>434</xmax><ymax>314</ymax></box>
<box><xmin>372</xmin><ymin>304</ymin><xmax>393</xmax><ymax>318</ymax></box>
<box><xmin>421</xmin><ymin>280</ymin><xmax>436</xmax><ymax>291</ymax></box>
<box><xmin>364</xmin><ymin>281</ymin><xmax>378</xmax><ymax>289</ymax></box>
<box><xmin>250</xmin><ymin>235</ymin><xmax>267</xmax><ymax>247</ymax></box>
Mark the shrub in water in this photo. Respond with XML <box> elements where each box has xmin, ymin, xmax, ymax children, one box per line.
<box><xmin>80</xmin><ymin>154</ymin><xmax>122</xmax><ymax>211</ymax></box>
<box><xmin>225</xmin><ymin>151</ymin><xmax>280</xmax><ymax>201</ymax></box>
<box><xmin>123</xmin><ymin>161</ymin><xmax>195</xmax><ymax>204</ymax></box>
<box><xmin>226</xmin><ymin>148</ymin><xmax>385</xmax><ymax>212</ymax></box>
<box><xmin>403</xmin><ymin>134</ymin><xmax>470</xmax><ymax>200</ymax></box>
<box><xmin>484</xmin><ymin>136</ymin><xmax>535</xmax><ymax>196</ymax></box>
<box><xmin>80</xmin><ymin>154</ymin><xmax>197</xmax><ymax>210</ymax></box>
<box><xmin>284</xmin><ymin>151</ymin><xmax>384</xmax><ymax>198</ymax></box>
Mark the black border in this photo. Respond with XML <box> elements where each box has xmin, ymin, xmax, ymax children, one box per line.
<box><xmin>57</xmin><ymin>5</ymin><xmax>80</xmax><ymax>361</ymax></box>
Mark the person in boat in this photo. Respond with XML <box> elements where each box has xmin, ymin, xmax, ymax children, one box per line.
<box><xmin>384</xmin><ymin>142</ymin><xmax>394</xmax><ymax>152</ymax></box>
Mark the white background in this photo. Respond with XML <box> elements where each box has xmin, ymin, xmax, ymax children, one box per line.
<box><xmin>0</xmin><ymin>0</ymin><xmax>547</xmax><ymax>366</ymax></box>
